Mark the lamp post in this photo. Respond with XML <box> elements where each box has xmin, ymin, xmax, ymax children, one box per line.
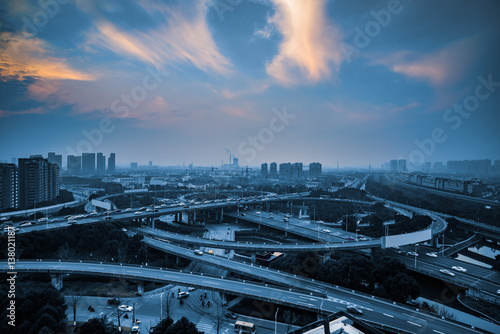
<box><xmin>414</xmin><ymin>244</ymin><xmax>419</xmax><ymax>268</ymax></box>
<box><xmin>275</xmin><ymin>307</ymin><xmax>280</xmax><ymax>334</ymax></box>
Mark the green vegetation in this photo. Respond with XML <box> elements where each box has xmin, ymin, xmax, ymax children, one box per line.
<box><xmin>366</xmin><ymin>180</ymin><xmax>500</xmax><ymax>227</ymax></box>
<box><xmin>270</xmin><ymin>250</ymin><xmax>420</xmax><ymax>303</ymax></box>
<box><xmin>0</xmin><ymin>282</ymin><xmax>68</xmax><ymax>334</ymax></box>
<box><xmin>150</xmin><ymin>317</ymin><xmax>202</xmax><ymax>334</ymax></box>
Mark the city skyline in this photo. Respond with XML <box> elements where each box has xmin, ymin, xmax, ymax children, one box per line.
<box><xmin>1</xmin><ymin>1</ymin><xmax>500</xmax><ymax>168</ymax></box>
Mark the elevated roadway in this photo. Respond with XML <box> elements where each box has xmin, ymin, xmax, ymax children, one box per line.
<box><xmin>2</xmin><ymin>260</ymin><xmax>495</xmax><ymax>334</ymax></box>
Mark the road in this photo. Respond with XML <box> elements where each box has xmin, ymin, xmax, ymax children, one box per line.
<box><xmin>3</xmin><ymin>260</ymin><xmax>497</xmax><ymax>334</ymax></box>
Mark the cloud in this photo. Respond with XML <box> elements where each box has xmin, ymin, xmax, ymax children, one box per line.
<box><xmin>84</xmin><ymin>1</ymin><xmax>232</xmax><ymax>75</ymax></box>
<box><xmin>263</xmin><ymin>0</ymin><xmax>344</xmax><ymax>85</ymax></box>
<box><xmin>372</xmin><ymin>37</ymin><xmax>479</xmax><ymax>88</ymax></box>
<box><xmin>327</xmin><ymin>101</ymin><xmax>420</xmax><ymax>123</ymax></box>
<box><xmin>0</xmin><ymin>32</ymin><xmax>96</xmax><ymax>82</ymax></box>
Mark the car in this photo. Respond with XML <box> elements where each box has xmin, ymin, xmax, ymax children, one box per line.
<box><xmin>346</xmin><ymin>305</ymin><xmax>363</xmax><ymax>315</ymax></box>
<box><xmin>188</xmin><ymin>287</ymin><xmax>196</xmax><ymax>291</ymax></box>
<box><xmin>68</xmin><ymin>220</ymin><xmax>77</xmax><ymax>225</ymax></box>
<box><xmin>114</xmin><ymin>209</ymin><xmax>121</xmax><ymax>213</ymax></box>
<box><xmin>178</xmin><ymin>292</ymin><xmax>189</xmax><ymax>299</ymax></box>
<box><xmin>130</xmin><ymin>325</ymin><xmax>140</xmax><ymax>334</ymax></box>
<box><xmin>426</xmin><ymin>252</ymin><xmax>438</xmax><ymax>257</ymax></box>
<box><xmin>240</xmin><ymin>213</ymin><xmax>246</xmax><ymax>216</ymax></box>
<box><xmin>225</xmin><ymin>249</ymin><xmax>230</xmax><ymax>254</ymax></box>
<box><xmin>225</xmin><ymin>311</ymin><xmax>237</xmax><ymax>319</ymax></box>
<box><xmin>125</xmin><ymin>208</ymin><xmax>132</xmax><ymax>212</ymax></box>
<box><xmin>20</xmin><ymin>222</ymin><xmax>32</xmax><ymax>226</ymax></box>
<box><xmin>146</xmin><ymin>209</ymin><xmax>153</xmax><ymax>212</ymax></box>
<box><xmin>322</xmin><ymin>229</ymin><xmax>331</xmax><ymax>233</ymax></box>
<box><xmin>121</xmin><ymin>228</ymin><xmax>128</xmax><ymax>232</ymax></box>
<box><xmin>135</xmin><ymin>211</ymin><xmax>142</xmax><ymax>215</ymax></box>
<box><xmin>193</xmin><ymin>249</ymin><xmax>203</xmax><ymax>255</ymax></box>
<box><xmin>439</xmin><ymin>269</ymin><xmax>455</xmax><ymax>277</ymax></box>
<box><xmin>256</xmin><ymin>211</ymin><xmax>261</xmax><ymax>215</ymax></box>
<box><xmin>107</xmin><ymin>298</ymin><xmax>120</xmax><ymax>305</ymax></box>
<box><xmin>139</xmin><ymin>207</ymin><xmax>147</xmax><ymax>211</ymax></box>
<box><xmin>89</xmin><ymin>211</ymin><xmax>98</xmax><ymax>215</ymax></box>
<box><xmin>452</xmin><ymin>266</ymin><xmax>467</xmax><ymax>272</ymax></box>
<box><xmin>38</xmin><ymin>217</ymin><xmax>48</xmax><ymax>222</ymax></box>
<box><xmin>346</xmin><ymin>237</ymin><xmax>355</xmax><ymax>240</ymax></box>
<box><xmin>406</xmin><ymin>252</ymin><xmax>419</xmax><ymax>256</ymax></box>
<box><xmin>118</xmin><ymin>304</ymin><xmax>133</xmax><ymax>312</ymax></box>
<box><xmin>104</xmin><ymin>216</ymin><xmax>113</xmax><ymax>221</ymax></box>
<box><xmin>497</xmin><ymin>289</ymin><xmax>500</xmax><ymax>294</ymax></box>
<box><xmin>358</xmin><ymin>237</ymin><xmax>368</xmax><ymax>241</ymax></box>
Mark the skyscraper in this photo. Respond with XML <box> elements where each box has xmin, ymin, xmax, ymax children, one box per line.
<box><xmin>82</xmin><ymin>153</ymin><xmax>96</xmax><ymax>174</ymax></box>
<box><xmin>131</xmin><ymin>162</ymin><xmax>138</xmax><ymax>169</ymax></box>
<box><xmin>291</xmin><ymin>162</ymin><xmax>303</xmax><ymax>179</ymax></box>
<box><xmin>96</xmin><ymin>152</ymin><xmax>106</xmax><ymax>174</ymax></box>
<box><xmin>261</xmin><ymin>163</ymin><xmax>268</xmax><ymax>178</ymax></box>
<box><xmin>270</xmin><ymin>162</ymin><xmax>277</xmax><ymax>179</ymax></box>
<box><xmin>18</xmin><ymin>156</ymin><xmax>59</xmax><ymax>209</ymax></box>
<box><xmin>309</xmin><ymin>162</ymin><xmax>322</xmax><ymax>178</ymax></box>
<box><xmin>108</xmin><ymin>153</ymin><xmax>116</xmax><ymax>173</ymax></box>
<box><xmin>67</xmin><ymin>155</ymin><xmax>82</xmax><ymax>174</ymax></box>
<box><xmin>279</xmin><ymin>162</ymin><xmax>292</xmax><ymax>179</ymax></box>
<box><xmin>0</xmin><ymin>163</ymin><xmax>19</xmax><ymax>210</ymax></box>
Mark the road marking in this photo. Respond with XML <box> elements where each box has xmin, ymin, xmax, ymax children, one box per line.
<box><xmin>383</xmin><ymin>313</ymin><xmax>393</xmax><ymax>318</ymax></box>
<box><xmin>407</xmin><ymin>321</ymin><xmax>422</xmax><ymax>327</ymax></box>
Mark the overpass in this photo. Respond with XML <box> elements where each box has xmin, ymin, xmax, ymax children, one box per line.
<box><xmin>2</xmin><ymin>260</ymin><xmax>492</xmax><ymax>334</ymax></box>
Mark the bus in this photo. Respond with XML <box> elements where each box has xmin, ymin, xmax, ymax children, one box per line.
<box><xmin>234</xmin><ymin>320</ymin><xmax>256</xmax><ymax>333</ymax></box>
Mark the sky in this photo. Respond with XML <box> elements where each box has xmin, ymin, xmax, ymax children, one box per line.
<box><xmin>0</xmin><ymin>0</ymin><xmax>499</xmax><ymax>169</ymax></box>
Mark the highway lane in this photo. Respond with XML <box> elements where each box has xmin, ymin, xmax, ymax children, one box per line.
<box><xmin>138</xmin><ymin>226</ymin><xmax>381</xmax><ymax>252</ymax></box>
<box><xmin>142</xmin><ymin>235</ymin><xmax>330</xmax><ymax>296</ymax></box>
<box><xmin>3</xmin><ymin>260</ymin><xmax>495</xmax><ymax>334</ymax></box>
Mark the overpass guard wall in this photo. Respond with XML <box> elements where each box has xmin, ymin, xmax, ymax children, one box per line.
<box><xmin>382</xmin><ymin>229</ymin><xmax>432</xmax><ymax>248</ymax></box>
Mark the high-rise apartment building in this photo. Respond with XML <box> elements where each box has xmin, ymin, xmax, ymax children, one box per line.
<box><xmin>18</xmin><ymin>156</ymin><xmax>59</xmax><ymax>209</ymax></box>
<box><xmin>0</xmin><ymin>163</ymin><xmax>19</xmax><ymax>210</ymax></box>
<box><xmin>261</xmin><ymin>163</ymin><xmax>268</xmax><ymax>178</ymax></box>
<box><xmin>279</xmin><ymin>162</ymin><xmax>292</xmax><ymax>179</ymax></box>
<box><xmin>48</xmin><ymin>152</ymin><xmax>62</xmax><ymax>170</ymax></box>
<box><xmin>291</xmin><ymin>162</ymin><xmax>303</xmax><ymax>179</ymax></box>
<box><xmin>309</xmin><ymin>162</ymin><xmax>322</xmax><ymax>178</ymax></box>
<box><xmin>67</xmin><ymin>155</ymin><xmax>82</xmax><ymax>174</ymax></box>
<box><xmin>270</xmin><ymin>162</ymin><xmax>277</xmax><ymax>179</ymax></box>
<box><xmin>108</xmin><ymin>153</ymin><xmax>116</xmax><ymax>173</ymax></box>
<box><xmin>96</xmin><ymin>153</ymin><xmax>106</xmax><ymax>174</ymax></box>
<box><xmin>82</xmin><ymin>153</ymin><xmax>96</xmax><ymax>174</ymax></box>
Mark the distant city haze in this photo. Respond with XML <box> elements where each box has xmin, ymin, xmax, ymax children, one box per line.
<box><xmin>0</xmin><ymin>1</ymin><xmax>499</xmax><ymax>167</ymax></box>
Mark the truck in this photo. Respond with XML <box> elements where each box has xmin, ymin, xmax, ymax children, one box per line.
<box><xmin>268</xmin><ymin>213</ymin><xmax>274</xmax><ymax>219</ymax></box>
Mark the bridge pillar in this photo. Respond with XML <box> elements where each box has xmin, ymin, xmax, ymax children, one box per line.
<box><xmin>151</xmin><ymin>217</ymin><xmax>155</xmax><ymax>229</ymax></box>
<box><xmin>175</xmin><ymin>256</ymin><xmax>179</xmax><ymax>266</ymax></box>
<box><xmin>193</xmin><ymin>211</ymin><xmax>197</xmax><ymax>222</ymax></box>
<box><xmin>179</xmin><ymin>212</ymin><xmax>182</xmax><ymax>223</ymax></box>
<box><xmin>216</xmin><ymin>209</ymin><xmax>219</xmax><ymax>221</ymax></box>
<box><xmin>137</xmin><ymin>280</ymin><xmax>144</xmax><ymax>295</ymax></box>
<box><xmin>50</xmin><ymin>273</ymin><xmax>63</xmax><ymax>290</ymax></box>
<box><xmin>251</xmin><ymin>252</ymin><xmax>257</xmax><ymax>264</ymax></box>
<box><xmin>431</xmin><ymin>235</ymin><xmax>439</xmax><ymax>247</ymax></box>
<box><xmin>220</xmin><ymin>207</ymin><xmax>223</xmax><ymax>222</ymax></box>
<box><xmin>323</xmin><ymin>252</ymin><xmax>332</xmax><ymax>263</ymax></box>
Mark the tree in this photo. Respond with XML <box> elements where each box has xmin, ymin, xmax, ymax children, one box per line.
<box><xmin>493</xmin><ymin>254</ymin><xmax>500</xmax><ymax>271</ymax></box>
<box><xmin>117</xmin><ymin>241</ymin><xmax>129</xmax><ymax>263</ymax></box>
<box><xmin>67</xmin><ymin>289</ymin><xmax>83</xmax><ymax>325</ymax></box>
<box><xmin>283</xmin><ymin>310</ymin><xmax>298</xmax><ymax>332</ymax></box>
<box><xmin>151</xmin><ymin>317</ymin><xmax>174</xmax><ymax>334</ymax></box>
<box><xmin>371</xmin><ymin>257</ymin><xmax>407</xmax><ymax>284</ymax></box>
<box><xmin>162</xmin><ymin>292</ymin><xmax>176</xmax><ymax>321</ymax></box>
<box><xmin>208</xmin><ymin>297</ymin><xmax>228</xmax><ymax>334</ymax></box>
<box><xmin>167</xmin><ymin>317</ymin><xmax>202</xmax><ymax>334</ymax></box>
<box><xmin>78</xmin><ymin>316</ymin><xmax>119</xmax><ymax>334</ymax></box>
<box><xmin>383</xmin><ymin>272</ymin><xmax>420</xmax><ymax>303</ymax></box>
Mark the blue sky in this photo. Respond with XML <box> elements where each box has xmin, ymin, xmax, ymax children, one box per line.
<box><xmin>0</xmin><ymin>0</ymin><xmax>499</xmax><ymax>168</ymax></box>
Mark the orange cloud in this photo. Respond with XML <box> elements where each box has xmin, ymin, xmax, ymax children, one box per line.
<box><xmin>0</xmin><ymin>32</ymin><xmax>96</xmax><ymax>81</ymax></box>
<box><xmin>372</xmin><ymin>37</ymin><xmax>478</xmax><ymax>87</ymax></box>
<box><xmin>85</xmin><ymin>1</ymin><xmax>232</xmax><ymax>75</ymax></box>
<box><xmin>264</xmin><ymin>0</ymin><xmax>343</xmax><ymax>85</ymax></box>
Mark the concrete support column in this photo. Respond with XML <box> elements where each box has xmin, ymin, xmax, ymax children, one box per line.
<box><xmin>179</xmin><ymin>212</ymin><xmax>182</xmax><ymax>223</ymax></box>
<box><xmin>323</xmin><ymin>252</ymin><xmax>332</xmax><ymax>263</ymax></box>
<box><xmin>50</xmin><ymin>273</ymin><xmax>63</xmax><ymax>290</ymax></box>
<box><xmin>251</xmin><ymin>252</ymin><xmax>256</xmax><ymax>264</ymax></box>
<box><xmin>151</xmin><ymin>217</ymin><xmax>155</xmax><ymax>229</ymax></box>
<box><xmin>220</xmin><ymin>207</ymin><xmax>223</xmax><ymax>222</ymax></box>
<box><xmin>175</xmin><ymin>256</ymin><xmax>179</xmax><ymax>266</ymax></box>
<box><xmin>431</xmin><ymin>235</ymin><xmax>438</xmax><ymax>247</ymax></box>
<box><xmin>137</xmin><ymin>280</ymin><xmax>144</xmax><ymax>295</ymax></box>
<box><xmin>216</xmin><ymin>209</ymin><xmax>219</xmax><ymax>221</ymax></box>
<box><xmin>193</xmin><ymin>211</ymin><xmax>197</xmax><ymax>222</ymax></box>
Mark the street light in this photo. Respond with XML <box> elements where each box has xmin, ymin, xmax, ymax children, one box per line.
<box><xmin>414</xmin><ymin>244</ymin><xmax>419</xmax><ymax>267</ymax></box>
<box><xmin>274</xmin><ymin>307</ymin><xmax>280</xmax><ymax>334</ymax></box>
